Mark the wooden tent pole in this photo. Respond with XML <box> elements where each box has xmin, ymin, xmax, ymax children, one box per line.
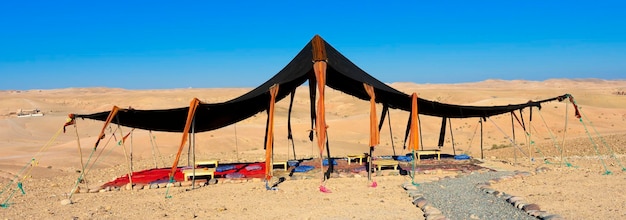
<box><xmin>312</xmin><ymin>35</ymin><xmax>330</xmax><ymax>191</ymax></box>
<box><xmin>511</xmin><ymin>113</ymin><xmax>517</xmax><ymax>165</ymax></box>
<box><xmin>449</xmin><ymin>118</ymin><xmax>456</xmax><ymax>155</ymax></box>
<box><xmin>149</xmin><ymin>131</ymin><xmax>157</xmax><ymax>168</ymax></box>
<box><xmin>116</xmin><ymin>122</ymin><xmax>133</xmax><ymax>188</ymax></box>
<box><xmin>191</xmin><ymin>118</ymin><xmax>196</xmax><ymax>189</ymax></box>
<box><xmin>480</xmin><ymin>119</ymin><xmax>484</xmax><ymax>160</ymax></box>
<box><xmin>130</xmin><ymin>130</ymin><xmax>133</xmax><ymax>173</ymax></box>
<box><xmin>234</xmin><ymin>123</ymin><xmax>240</xmax><ymax>162</ymax></box>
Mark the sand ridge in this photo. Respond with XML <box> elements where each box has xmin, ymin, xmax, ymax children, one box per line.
<box><xmin>1</xmin><ymin>79</ymin><xmax>626</xmax><ymax>219</ymax></box>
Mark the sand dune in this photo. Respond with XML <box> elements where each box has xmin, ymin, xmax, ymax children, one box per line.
<box><xmin>1</xmin><ymin>79</ymin><xmax>625</xmax><ymax>219</ymax></box>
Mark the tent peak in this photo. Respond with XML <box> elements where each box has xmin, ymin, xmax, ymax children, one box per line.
<box><xmin>312</xmin><ymin>35</ymin><xmax>327</xmax><ymax>62</ymax></box>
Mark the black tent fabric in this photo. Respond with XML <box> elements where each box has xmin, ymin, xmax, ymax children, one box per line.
<box><xmin>75</xmin><ymin>35</ymin><xmax>570</xmax><ymax>132</ymax></box>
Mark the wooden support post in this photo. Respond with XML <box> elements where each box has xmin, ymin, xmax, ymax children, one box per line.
<box><xmin>480</xmin><ymin>119</ymin><xmax>484</xmax><ymax>160</ymax></box>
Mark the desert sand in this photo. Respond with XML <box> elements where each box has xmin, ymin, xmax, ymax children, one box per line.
<box><xmin>1</xmin><ymin>79</ymin><xmax>625</xmax><ymax>219</ymax></box>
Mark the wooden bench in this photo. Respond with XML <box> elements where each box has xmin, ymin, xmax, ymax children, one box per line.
<box><xmin>195</xmin><ymin>160</ymin><xmax>219</xmax><ymax>168</ymax></box>
<box><xmin>415</xmin><ymin>150</ymin><xmax>441</xmax><ymax>161</ymax></box>
<box><xmin>346</xmin><ymin>154</ymin><xmax>367</xmax><ymax>165</ymax></box>
<box><xmin>272</xmin><ymin>161</ymin><xmax>288</xmax><ymax>171</ymax></box>
<box><xmin>372</xmin><ymin>159</ymin><xmax>399</xmax><ymax>171</ymax></box>
<box><xmin>183</xmin><ymin>168</ymin><xmax>215</xmax><ymax>181</ymax></box>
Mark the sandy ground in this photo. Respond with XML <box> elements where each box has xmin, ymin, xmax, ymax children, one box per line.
<box><xmin>1</xmin><ymin>79</ymin><xmax>626</xmax><ymax>219</ymax></box>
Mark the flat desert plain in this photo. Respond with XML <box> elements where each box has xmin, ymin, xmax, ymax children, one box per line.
<box><xmin>1</xmin><ymin>79</ymin><xmax>625</xmax><ymax>219</ymax></box>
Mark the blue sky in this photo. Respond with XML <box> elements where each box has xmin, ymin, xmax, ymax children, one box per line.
<box><xmin>1</xmin><ymin>1</ymin><xmax>625</xmax><ymax>90</ymax></box>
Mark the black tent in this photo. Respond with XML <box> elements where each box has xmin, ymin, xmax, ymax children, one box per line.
<box><xmin>75</xmin><ymin>35</ymin><xmax>569</xmax><ymax>132</ymax></box>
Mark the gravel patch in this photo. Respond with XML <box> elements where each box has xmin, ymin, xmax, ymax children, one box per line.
<box><xmin>417</xmin><ymin>171</ymin><xmax>537</xmax><ymax>220</ymax></box>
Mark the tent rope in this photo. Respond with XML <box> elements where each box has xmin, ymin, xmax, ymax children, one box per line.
<box><xmin>486</xmin><ymin>117</ymin><xmax>530</xmax><ymax>158</ymax></box>
<box><xmin>68</xmin><ymin>148</ymin><xmax>97</xmax><ymax>199</ymax></box>
<box><xmin>458</xmin><ymin>120</ymin><xmax>480</xmax><ymax>155</ymax></box>
<box><xmin>537</xmin><ymin>109</ymin><xmax>575</xmax><ymax>167</ymax></box>
<box><xmin>561</xmin><ymin>99</ymin><xmax>572</xmax><ymax>167</ymax></box>
<box><xmin>579</xmin><ymin>108</ymin><xmax>625</xmax><ymax>172</ymax></box>
<box><xmin>578</xmin><ymin>116</ymin><xmax>612</xmax><ymax>175</ymax></box>
<box><xmin>409</xmin><ymin>149</ymin><xmax>420</xmax><ymax>187</ymax></box>
<box><xmin>524</xmin><ymin>123</ymin><xmax>549</xmax><ymax>164</ymax></box>
<box><xmin>1</xmin><ymin>126</ymin><xmax>64</xmax><ymax>207</ymax></box>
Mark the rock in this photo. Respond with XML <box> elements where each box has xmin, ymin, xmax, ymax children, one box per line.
<box><xmin>527</xmin><ymin>210</ymin><xmax>546</xmax><ymax>217</ymax></box>
<box><xmin>541</xmin><ymin>214</ymin><xmax>565</xmax><ymax>220</ymax></box>
<box><xmin>60</xmin><ymin>199</ymin><xmax>72</xmax><ymax>205</ymax></box>
<box><xmin>507</xmin><ymin>196</ymin><xmax>524</xmax><ymax>203</ymax></box>
<box><xmin>412</xmin><ymin>197</ymin><xmax>428</xmax><ymax>208</ymax></box>
<box><xmin>208</xmin><ymin>178</ymin><xmax>218</xmax><ymax>185</ymax></box>
<box><xmin>523</xmin><ymin>203</ymin><xmax>541</xmax><ymax>212</ymax></box>
<box><xmin>157</xmin><ymin>183</ymin><xmax>168</xmax><ymax>188</ymax></box>
<box><xmin>407</xmin><ymin>190</ymin><xmax>422</xmax><ymax>198</ymax></box>
<box><xmin>402</xmin><ymin>182</ymin><xmax>418</xmax><ymax>190</ymax></box>
<box><xmin>423</xmin><ymin>206</ymin><xmax>442</xmax><ymax>216</ymax></box>
<box><xmin>124</xmin><ymin>183</ymin><xmax>133</xmax><ymax>190</ymax></box>
<box><xmin>425</xmin><ymin>214</ymin><xmax>446</xmax><ymax>220</ymax></box>
<box><xmin>181</xmin><ymin>181</ymin><xmax>193</xmax><ymax>187</ymax></box>
<box><xmin>470</xmin><ymin>214</ymin><xmax>480</xmax><ymax>219</ymax></box>
<box><xmin>150</xmin><ymin>184</ymin><xmax>159</xmax><ymax>189</ymax></box>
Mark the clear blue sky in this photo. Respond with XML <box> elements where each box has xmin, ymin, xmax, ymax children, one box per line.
<box><xmin>1</xmin><ymin>1</ymin><xmax>625</xmax><ymax>90</ymax></box>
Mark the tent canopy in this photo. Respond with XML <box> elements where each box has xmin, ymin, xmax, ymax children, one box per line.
<box><xmin>75</xmin><ymin>35</ymin><xmax>569</xmax><ymax>132</ymax></box>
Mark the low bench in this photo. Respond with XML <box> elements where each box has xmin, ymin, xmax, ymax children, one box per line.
<box><xmin>346</xmin><ymin>154</ymin><xmax>367</xmax><ymax>165</ymax></box>
<box><xmin>183</xmin><ymin>168</ymin><xmax>215</xmax><ymax>181</ymax></box>
<box><xmin>272</xmin><ymin>161</ymin><xmax>288</xmax><ymax>171</ymax></box>
<box><xmin>195</xmin><ymin>160</ymin><xmax>219</xmax><ymax>168</ymax></box>
<box><xmin>415</xmin><ymin>150</ymin><xmax>441</xmax><ymax>161</ymax></box>
<box><xmin>372</xmin><ymin>159</ymin><xmax>399</xmax><ymax>171</ymax></box>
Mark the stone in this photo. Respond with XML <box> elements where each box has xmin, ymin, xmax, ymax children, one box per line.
<box><xmin>60</xmin><ymin>199</ymin><xmax>72</xmax><ymax>205</ymax></box>
<box><xmin>407</xmin><ymin>190</ymin><xmax>422</xmax><ymax>198</ymax></box>
<box><xmin>413</xmin><ymin>197</ymin><xmax>428</xmax><ymax>208</ymax></box>
<box><xmin>181</xmin><ymin>181</ymin><xmax>193</xmax><ymax>187</ymax></box>
<box><xmin>208</xmin><ymin>178</ymin><xmax>218</xmax><ymax>185</ymax></box>
<box><xmin>157</xmin><ymin>183</ymin><xmax>168</xmax><ymax>188</ymax></box>
<box><xmin>423</xmin><ymin>206</ymin><xmax>442</xmax><ymax>216</ymax></box>
<box><xmin>403</xmin><ymin>182</ymin><xmax>418</xmax><ymax>190</ymax></box>
<box><xmin>523</xmin><ymin>203</ymin><xmax>541</xmax><ymax>212</ymax></box>
<box><xmin>507</xmin><ymin>196</ymin><xmax>524</xmax><ymax>203</ymax></box>
<box><xmin>425</xmin><ymin>214</ymin><xmax>446</xmax><ymax>220</ymax></box>
<box><xmin>541</xmin><ymin>214</ymin><xmax>565</xmax><ymax>220</ymax></box>
<box><xmin>527</xmin><ymin>210</ymin><xmax>546</xmax><ymax>217</ymax></box>
<box><xmin>150</xmin><ymin>184</ymin><xmax>159</xmax><ymax>189</ymax></box>
<box><xmin>470</xmin><ymin>214</ymin><xmax>480</xmax><ymax>219</ymax></box>
<box><xmin>124</xmin><ymin>183</ymin><xmax>133</xmax><ymax>191</ymax></box>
